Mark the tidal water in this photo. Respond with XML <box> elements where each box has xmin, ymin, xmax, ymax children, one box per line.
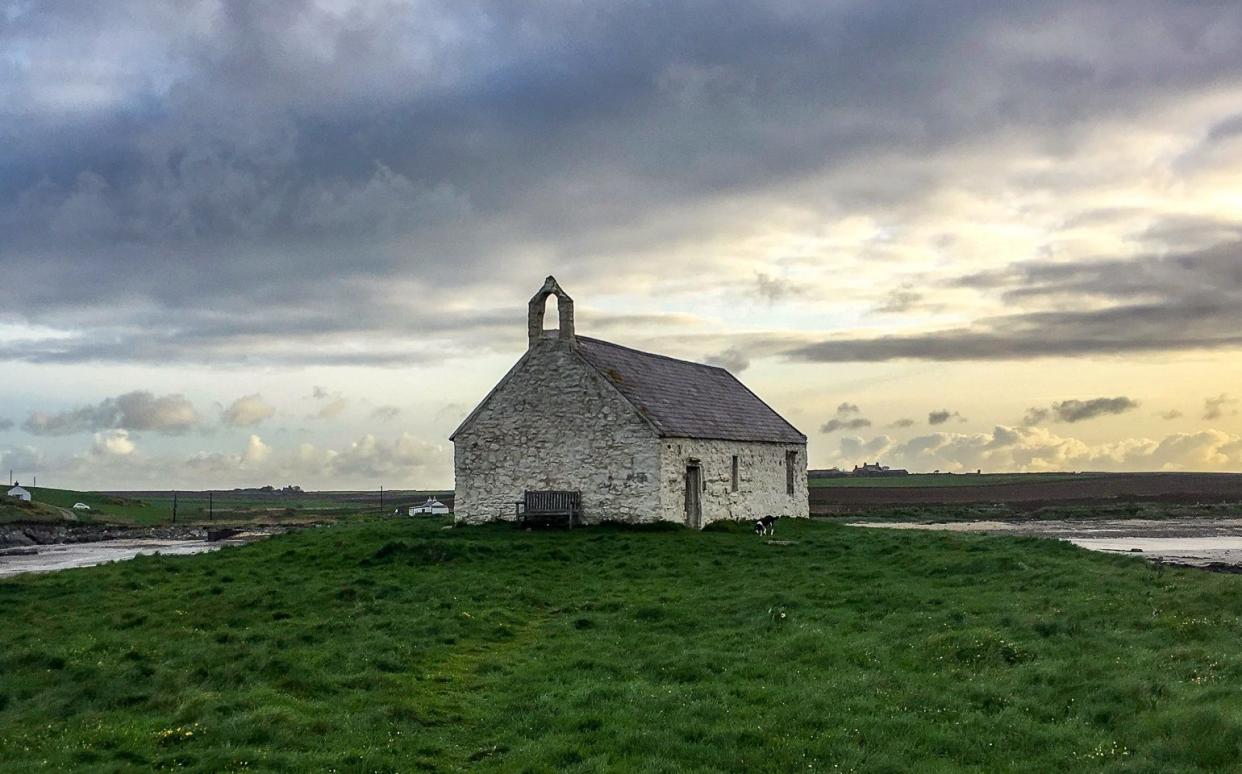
<box><xmin>850</xmin><ymin>517</ymin><xmax>1242</xmax><ymax>568</ymax></box>
<box><xmin>0</xmin><ymin>539</ymin><xmax>238</xmax><ymax>579</ymax></box>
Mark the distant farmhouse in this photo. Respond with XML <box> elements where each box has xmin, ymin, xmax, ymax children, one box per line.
<box><xmin>6</xmin><ymin>484</ymin><xmax>31</xmax><ymax>502</ymax></box>
<box><xmin>852</xmin><ymin>461</ymin><xmax>909</xmax><ymax>477</ymax></box>
<box><xmin>409</xmin><ymin>497</ymin><xmax>450</xmax><ymax>516</ymax></box>
<box><xmin>451</xmin><ymin>277</ymin><xmax>809</xmax><ymax>527</ymax></box>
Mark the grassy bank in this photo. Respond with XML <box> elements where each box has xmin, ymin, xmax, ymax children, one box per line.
<box><xmin>4</xmin><ymin>519</ymin><xmax>1242</xmax><ymax>771</ymax></box>
<box><xmin>0</xmin><ymin>497</ymin><xmax>71</xmax><ymax>524</ymax></box>
<box><xmin>18</xmin><ymin>487</ymin><xmax>416</xmax><ymax>526</ymax></box>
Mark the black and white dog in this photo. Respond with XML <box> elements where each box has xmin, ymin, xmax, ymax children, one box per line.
<box><xmin>754</xmin><ymin>515</ymin><xmax>778</xmax><ymax>536</ymax></box>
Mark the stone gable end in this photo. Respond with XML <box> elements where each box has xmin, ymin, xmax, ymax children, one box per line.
<box><xmin>452</xmin><ymin>341</ymin><xmax>662</xmax><ymax>524</ymax></box>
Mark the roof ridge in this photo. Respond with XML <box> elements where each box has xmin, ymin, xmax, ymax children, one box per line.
<box><xmin>574</xmin><ymin>335</ymin><xmax>730</xmax><ymax>372</ymax></box>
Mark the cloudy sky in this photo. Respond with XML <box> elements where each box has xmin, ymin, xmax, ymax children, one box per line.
<box><xmin>3</xmin><ymin>0</ymin><xmax>1242</xmax><ymax>490</ymax></box>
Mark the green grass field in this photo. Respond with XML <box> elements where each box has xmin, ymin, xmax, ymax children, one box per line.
<box><xmin>4</xmin><ymin>518</ymin><xmax>1242</xmax><ymax>771</ymax></box>
<box><xmin>22</xmin><ymin>487</ymin><xmax>157</xmax><ymax>522</ymax></box>
<box><xmin>808</xmin><ymin>472</ymin><xmax>1099</xmax><ymax>488</ymax></box>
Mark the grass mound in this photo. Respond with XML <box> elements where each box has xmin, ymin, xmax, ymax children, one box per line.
<box><xmin>3</xmin><ymin>517</ymin><xmax>1242</xmax><ymax>770</ymax></box>
<box><xmin>0</xmin><ymin>497</ymin><xmax>70</xmax><ymax>524</ymax></box>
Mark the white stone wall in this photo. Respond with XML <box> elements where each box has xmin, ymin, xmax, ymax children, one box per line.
<box><xmin>452</xmin><ymin>340</ymin><xmax>663</xmax><ymax>524</ymax></box>
<box><xmin>657</xmin><ymin>438</ymin><xmax>809</xmax><ymax>526</ymax></box>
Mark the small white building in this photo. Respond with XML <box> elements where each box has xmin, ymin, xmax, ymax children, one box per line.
<box><xmin>7</xmin><ymin>484</ymin><xmax>31</xmax><ymax>502</ymax></box>
<box><xmin>409</xmin><ymin>497</ymin><xmax>450</xmax><ymax>516</ymax></box>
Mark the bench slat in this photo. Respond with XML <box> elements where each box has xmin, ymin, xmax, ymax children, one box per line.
<box><xmin>518</xmin><ymin>489</ymin><xmax>581</xmax><ymax>528</ymax></box>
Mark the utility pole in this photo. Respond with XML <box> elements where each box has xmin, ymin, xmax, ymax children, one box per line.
<box><xmin>379</xmin><ymin>485</ymin><xmax>384</xmax><ymax>515</ymax></box>
<box><xmin>208</xmin><ymin>492</ymin><xmax>213</xmax><ymax>522</ymax></box>
<box><xmin>172</xmin><ymin>492</ymin><xmax>178</xmax><ymax>525</ymax></box>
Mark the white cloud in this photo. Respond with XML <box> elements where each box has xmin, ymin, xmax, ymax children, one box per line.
<box><xmin>221</xmin><ymin>394</ymin><xmax>276</xmax><ymax>427</ymax></box>
<box><xmin>242</xmin><ymin>434</ymin><xmax>272</xmax><ymax>467</ymax></box>
<box><xmin>703</xmin><ymin>347</ymin><xmax>750</xmax><ymax>373</ymax></box>
<box><xmin>826</xmin><ymin>425</ymin><xmax>1242</xmax><ymax>473</ymax></box>
<box><xmin>91</xmin><ymin>429</ymin><xmax>135</xmax><ymax>457</ymax></box>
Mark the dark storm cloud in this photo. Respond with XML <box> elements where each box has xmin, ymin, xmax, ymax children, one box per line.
<box><xmin>4</xmin><ymin>1</ymin><xmax>1242</xmax><ymax>363</ymax></box>
<box><xmin>792</xmin><ymin>241</ymin><xmax>1242</xmax><ymax>362</ymax></box>
<box><xmin>822</xmin><ymin>402</ymin><xmax>871</xmax><ymax>433</ymax></box>
<box><xmin>928</xmin><ymin>410</ymin><xmax>962</xmax><ymax>425</ymax></box>
<box><xmin>1024</xmin><ymin>397</ymin><xmax>1139</xmax><ymax>425</ymax></box>
<box><xmin>22</xmin><ymin>391</ymin><xmax>200</xmax><ymax>435</ymax></box>
<box><xmin>822</xmin><ymin>417</ymin><xmax>871</xmax><ymax>433</ymax></box>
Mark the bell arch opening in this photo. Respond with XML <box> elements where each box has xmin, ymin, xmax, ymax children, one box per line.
<box><xmin>527</xmin><ymin>276</ymin><xmax>575</xmax><ymax>348</ymax></box>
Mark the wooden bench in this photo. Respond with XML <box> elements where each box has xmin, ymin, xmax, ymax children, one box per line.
<box><xmin>515</xmin><ymin>490</ymin><xmax>581</xmax><ymax>528</ymax></box>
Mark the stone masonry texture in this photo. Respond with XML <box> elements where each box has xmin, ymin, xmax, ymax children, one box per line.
<box><xmin>452</xmin><ymin>339</ymin><xmax>663</xmax><ymax>524</ymax></box>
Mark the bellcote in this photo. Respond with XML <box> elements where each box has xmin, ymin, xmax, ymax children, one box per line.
<box><xmin>528</xmin><ymin>276</ymin><xmax>575</xmax><ymax>348</ymax></box>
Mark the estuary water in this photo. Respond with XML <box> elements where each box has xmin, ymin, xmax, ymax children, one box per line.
<box><xmin>0</xmin><ymin>538</ymin><xmax>241</xmax><ymax>579</ymax></box>
<box><xmin>849</xmin><ymin>517</ymin><xmax>1242</xmax><ymax>569</ymax></box>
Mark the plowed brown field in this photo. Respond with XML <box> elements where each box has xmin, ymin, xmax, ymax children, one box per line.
<box><xmin>810</xmin><ymin>472</ymin><xmax>1242</xmax><ymax>515</ymax></box>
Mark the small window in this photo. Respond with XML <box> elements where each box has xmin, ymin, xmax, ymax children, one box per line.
<box><xmin>731</xmin><ymin>455</ymin><xmax>739</xmax><ymax>492</ymax></box>
<box><xmin>786</xmin><ymin>450</ymin><xmax>797</xmax><ymax>495</ymax></box>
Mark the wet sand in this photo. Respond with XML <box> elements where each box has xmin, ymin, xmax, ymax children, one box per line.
<box><xmin>0</xmin><ymin>538</ymin><xmax>244</xmax><ymax>579</ymax></box>
<box><xmin>848</xmin><ymin>517</ymin><xmax>1242</xmax><ymax>569</ymax></box>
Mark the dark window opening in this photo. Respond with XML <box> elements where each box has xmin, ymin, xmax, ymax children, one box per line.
<box><xmin>786</xmin><ymin>450</ymin><xmax>797</xmax><ymax>495</ymax></box>
<box><xmin>731</xmin><ymin>455</ymin><xmax>739</xmax><ymax>492</ymax></box>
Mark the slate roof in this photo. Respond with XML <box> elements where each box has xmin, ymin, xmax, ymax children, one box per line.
<box><xmin>574</xmin><ymin>336</ymin><xmax>806</xmax><ymax>444</ymax></box>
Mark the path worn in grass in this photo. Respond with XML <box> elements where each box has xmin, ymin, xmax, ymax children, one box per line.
<box><xmin>3</xmin><ymin>518</ymin><xmax>1242</xmax><ymax>771</ymax></box>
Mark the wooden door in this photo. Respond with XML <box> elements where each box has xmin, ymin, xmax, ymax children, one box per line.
<box><xmin>685</xmin><ymin>465</ymin><xmax>702</xmax><ymax>529</ymax></box>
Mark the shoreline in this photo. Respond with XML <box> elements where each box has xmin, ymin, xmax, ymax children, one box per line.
<box><xmin>0</xmin><ymin>521</ymin><xmax>305</xmax><ymax>550</ymax></box>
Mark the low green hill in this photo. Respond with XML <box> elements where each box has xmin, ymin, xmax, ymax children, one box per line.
<box><xmin>0</xmin><ymin>496</ymin><xmax>70</xmax><ymax>524</ymax></box>
<box><xmin>25</xmin><ymin>488</ymin><xmax>153</xmax><ymax>522</ymax></box>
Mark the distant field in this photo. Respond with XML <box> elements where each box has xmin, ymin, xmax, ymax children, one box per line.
<box><xmin>808</xmin><ymin>472</ymin><xmax>1098</xmax><ymax>488</ymax></box>
<box><xmin>5</xmin><ymin>518</ymin><xmax>1242</xmax><ymax>770</ymax></box>
<box><xmin>18</xmin><ymin>488</ymin><xmax>454</xmax><ymax>526</ymax></box>
<box><xmin>809</xmin><ymin>472</ymin><xmax>1242</xmax><ymax>515</ymax></box>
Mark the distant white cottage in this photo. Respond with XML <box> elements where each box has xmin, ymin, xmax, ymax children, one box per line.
<box><xmin>6</xmin><ymin>484</ymin><xmax>31</xmax><ymax>502</ymax></box>
<box><xmin>409</xmin><ymin>497</ymin><xmax>450</xmax><ymax>516</ymax></box>
<box><xmin>451</xmin><ymin>277</ymin><xmax>809</xmax><ymax>527</ymax></box>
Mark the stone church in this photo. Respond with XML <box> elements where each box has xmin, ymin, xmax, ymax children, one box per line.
<box><xmin>450</xmin><ymin>277</ymin><xmax>809</xmax><ymax>527</ymax></box>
